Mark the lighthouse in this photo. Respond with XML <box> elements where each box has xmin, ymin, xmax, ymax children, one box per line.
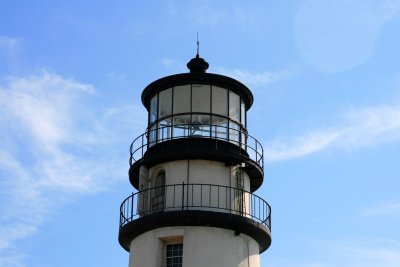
<box><xmin>118</xmin><ymin>52</ymin><xmax>272</xmax><ymax>267</ymax></box>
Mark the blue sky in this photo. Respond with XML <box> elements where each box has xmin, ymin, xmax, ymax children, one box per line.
<box><xmin>1</xmin><ymin>1</ymin><xmax>400</xmax><ymax>266</ymax></box>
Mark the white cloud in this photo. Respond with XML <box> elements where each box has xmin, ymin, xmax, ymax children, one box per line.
<box><xmin>0</xmin><ymin>71</ymin><xmax>145</xmax><ymax>266</ymax></box>
<box><xmin>215</xmin><ymin>67</ymin><xmax>297</xmax><ymax>88</ymax></box>
<box><xmin>264</xmin><ymin>103</ymin><xmax>400</xmax><ymax>161</ymax></box>
<box><xmin>264</xmin><ymin>130</ymin><xmax>342</xmax><ymax>161</ymax></box>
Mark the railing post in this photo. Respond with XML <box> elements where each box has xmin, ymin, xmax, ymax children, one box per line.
<box><xmin>269</xmin><ymin>206</ymin><xmax>272</xmax><ymax>231</ymax></box>
<box><xmin>262</xmin><ymin>146</ymin><xmax>264</xmax><ymax>168</ymax></box>
<box><xmin>141</xmin><ymin>135</ymin><xmax>144</xmax><ymax>157</ymax></box>
<box><xmin>187</xmin><ymin>183</ymin><xmax>189</xmax><ymax>210</ymax></box>
<box><xmin>182</xmin><ymin>182</ymin><xmax>185</xmax><ymax>210</ymax></box>
<box><xmin>255</xmin><ymin>140</ymin><xmax>258</xmax><ymax>164</ymax></box>
<box><xmin>130</xmin><ymin>192</ymin><xmax>134</xmax><ymax>221</ymax></box>
<box><xmin>229</xmin><ymin>185</ymin><xmax>232</xmax><ymax>213</ymax></box>
<box><xmin>119</xmin><ymin>206</ymin><xmax>122</xmax><ymax>227</ymax></box>
<box><xmin>130</xmin><ymin>141</ymin><xmax>134</xmax><ymax>166</ymax></box>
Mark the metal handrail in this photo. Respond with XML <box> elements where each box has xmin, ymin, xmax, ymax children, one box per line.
<box><xmin>129</xmin><ymin>123</ymin><xmax>264</xmax><ymax>170</ymax></box>
<box><xmin>119</xmin><ymin>183</ymin><xmax>271</xmax><ymax>232</ymax></box>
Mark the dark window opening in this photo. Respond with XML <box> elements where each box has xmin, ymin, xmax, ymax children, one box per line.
<box><xmin>166</xmin><ymin>243</ymin><xmax>183</xmax><ymax>267</ymax></box>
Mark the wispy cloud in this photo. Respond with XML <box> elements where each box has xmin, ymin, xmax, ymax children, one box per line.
<box><xmin>0</xmin><ymin>71</ymin><xmax>145</xmax><ymax>266</ymax></box>
<box><xmin>264</xmin><ymin>129</ymin><xmax>343</xmax><ymax>161</ymax></box>
<box><xmin>0</xmin><ymin>35</ymin><xmax>22</xmax><ymax>70</ymax></box>
<box><xmin>215</xmin><ymin>66</ymin><xmax>298</xmax><ymax>88</ymax></box>
<box><xmin>189</xmin><ymin>1</ymin><xmax>226</xmax><ymax>29</ymax></box>
<box><xmin>165</xmin><ymin>1</ymin><xmax>266</xmax><ymax>34</ymax></box>
<box><xmin>264</xmin><ymin>103</ymin><xmax>400</xmax><ymax>161</ymax></box>
<box><xmin>0</xmin><ymin>36</ymin><xmax>21</xmax><ymax>50</ymax></box>
<box><xmin>381</xmin><ymin>0</ymin><xmax>400</xmax><ymax>20</ymax></box>
<box><xmin>161</xmin><ymin>60</ymin><xmax>298</xmax><ymax>87</ymax></box>
<box><xmin>269</xmin><ymin>239</ymin><xmax>400</xmax><ymax>267</ymax></box>
<box><xmin>362</xmin><ymin>199</ymin><xmax>400</xmax><ymax>216</ymax></box>
<box><xmin>162</xmin><ymin>58</ymin><xmax>187</xmax><ymax>73</ymax></box>
<box><xmin>106</xmin><ymin>70</ymin><xmax>126</xmax><ymax>82</ymax></box>
<box><xmin>167</xmin><ymin>1</ymin><xmax>226</xmax><ymax>29</ymax></box>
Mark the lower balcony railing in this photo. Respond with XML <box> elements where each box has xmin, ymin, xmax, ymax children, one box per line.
<box><xmin>119</xmin><ymin>183</ymin><xmax>271</xmax><ymax>232</ymax></box>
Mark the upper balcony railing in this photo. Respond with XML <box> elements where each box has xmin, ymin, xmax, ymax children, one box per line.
<box><xmin>129</xmin><ymin>122</ymin><xmax>264</xmax><ymax>170</ymax></box>
<box><xmin>119</xmin><ymin>183</ymin><xmax>271</xmax><ymax>232</ymax></box>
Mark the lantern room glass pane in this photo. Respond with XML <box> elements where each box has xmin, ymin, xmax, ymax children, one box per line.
<box><xmin>158</xmin><ymin>119</ymin><xmax>172</xmax><ymax>143</ymax></box>
<box><xmin>158</xmin><ymin>88</ymin><xmax>172</xmax><ymax>119</ymax></box>
<box><xmin>212</xmin><ymin>86</ymin><xmax>227</xmax><ymax>116</ymax></box>
<box><xmin>190</xmin><ymin>123</ymin><xmax>210</xmax><ymax>138</ymax></box>
<box><xmin>241</xmin><ymin>99</ymin><xmax>246</xmax><ymax>126</ymax></box>
<box><xmin>211</xmin><ymin>117</ymin><xmax>228</xmax><ymax>139</ymax></box>
<box><xmin>191</xmin><ymin>114</ymin><xmax>211</xmax><ymax>126</ymax></box>
<box><xmin>173</xmin><ymin>85</ymin><xmax>191</xmax><ymax>114</ymax></box>
<box><xmin>173</xmin><ymin>118</ymin><xmax>190</xmax><ymax>138</ymax></box>
<box><xmin>229</xmin><ymin>121</ymin><xmax>240</xmax><ymax>145</ymax></box>
<box><xmin>149</xmin><ymin>124</ymin><xmax>157</xmax><ymax>147</ymax></box>
<box><xmin>241</xmin><ymin>131</ymin><xmax>247</xmax><ymax>150</ymax></box>
<box><xmin>229</xmin><ymin>91</ymin><xmax>240</xmax><ymax>122</ymax></box>
<box><xmin>173</xmin><ymin>115</ymin><xmax>191</xmax><ymax>125</ymax></box>
<box><xmin>192</xmin><ymin>84</ymin><xmax>210</xmax><ymax>113</ymax></box>
<box><xmin>150</xmin><ymin>95</ymin><xmax>158</xmax><ymax>123</ymax></box>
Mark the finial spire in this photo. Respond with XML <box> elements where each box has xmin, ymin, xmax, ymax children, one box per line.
<box><xmin>187</xmin><ymin>33</ymin><xmax>208</xmax><ymax>73</ymax></box>
<box><xmin>196</xmin><ymin>32</ymin><xmax>200</xmax><ymax>58</ymax></box>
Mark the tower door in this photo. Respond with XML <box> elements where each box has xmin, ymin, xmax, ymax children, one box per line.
<box><xmin>151</xmin><ymin>170</ymin><xmax>165</xmax><ymax>212</ymax></box>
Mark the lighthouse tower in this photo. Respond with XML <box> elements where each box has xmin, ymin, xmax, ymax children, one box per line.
<box><xmin>118</xmin><ymin>52</ymin><xmax>272</xmax><ymax>267</ymax></box>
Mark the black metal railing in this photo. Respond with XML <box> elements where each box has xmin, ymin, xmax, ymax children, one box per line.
<box><xmin>129</xmin><ymin>123</ymin><xmax>264</xmax><ymax>170</ymax></box>
<box><xmin>120</xmin><ymin>183</ymin><xmax>271</xmax><ymax>232</ymax></box>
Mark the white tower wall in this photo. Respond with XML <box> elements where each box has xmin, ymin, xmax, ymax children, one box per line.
<box><xmin>129</xmin><ymin>160</ymin><xmax>260</xmax><ymax>266</ymax></box>
<box><xmin>129</xmin><ymin>226</ymin><xmax>260</xmax><ymax>267</ymax></box>
<box><xmin>140</xmin><ymin>160</ymin><xmax>250</xmax><ymax>191</ymax></box>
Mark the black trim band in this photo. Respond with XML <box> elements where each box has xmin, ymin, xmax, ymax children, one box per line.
<box><xmin>141</xmin><ymin>73</ymin><xmax>254</xmax><ymax>110</ymax></box>
<box><xmin>119</xmin><ymin>210</ymin><xmax>271</xmax><ymax>253</ymax></box>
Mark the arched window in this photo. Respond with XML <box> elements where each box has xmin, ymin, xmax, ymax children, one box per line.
<box><xmin>151</xmin><ymin>170</ymin><xmax>165</xmax><ymax>211</ymax></box>
<box><xmin>233</xmin><ymin>166</ymin><xmax>244</xmax><ymax>214</ymax></box>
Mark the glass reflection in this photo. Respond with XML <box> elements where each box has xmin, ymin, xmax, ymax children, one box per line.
<box><xmin>192</xmin><ymin>84</ymin><xmax>210</xmax><ymax>112</ymax></box>
<box><xmin>147</xmin><ymin>84</ymin><xmax>248</xmax><ymax>149</ymax></box>
<box><xmin>150</xmin><ymin>96</ymin><xmax>158</xmax><ymax>123</ymax></box>
<box><xmin>229</xmin><ymin>91</ymin><xmax>240</xmax><ymax>122</ymax></box>
<box><xmin>173</xmin><ymin>85</ymin><xmax>190</xmax><ymax>114</ymax></box>
<box><xmin>212</xmin><ymin>86</ymin><xmax>227</xmax><ymax>116</ymax></box>
<box><xmin>229</xmin><ymin>121</ymin><xmax>240</xmax><ymax>145</ymax></box>
<box><xmin>158</xmin><ymin>89</ymin><xmax>172</xmax><ymax>119</ymax></box>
